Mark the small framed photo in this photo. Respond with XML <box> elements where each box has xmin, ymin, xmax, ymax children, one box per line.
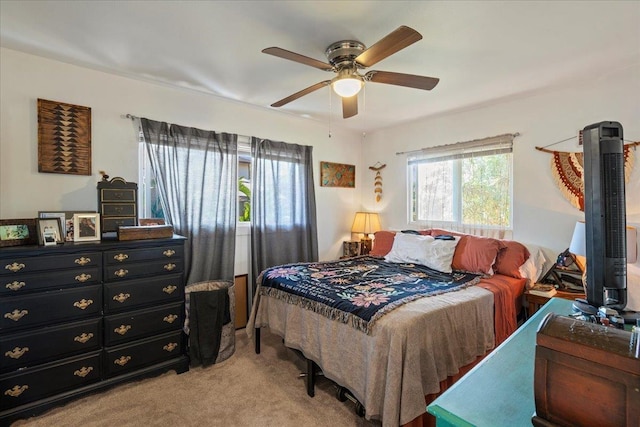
<box><xmin>37</xmin><ymin>217</ymin><xmax>63</xmax><ymax>245</ymax></box>
<box><xmin>38</xmin><ymin>211</ymin><xmax>67</xmax><ymax>240</ymax></box>
<box><xmin>0</xmin><ymin>219</ymin><xmax>38</xmax><ymax>247</ymax></box>
<box><xmin>73</xmin><ymin>213</ymin><xmax>101</xmax><ymax>242</ymax></box>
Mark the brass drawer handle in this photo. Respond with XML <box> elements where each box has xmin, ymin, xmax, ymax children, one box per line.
<box><xmin>4</xmin><ymin>309</ymin><xmax>28</xmax><ymax>322</ymax></box>
<box><xmin>163</xmin><ymin>342</ymin><xmax>178</xmax><ymax>352</ymax></box>
<box><xmin>5</xmin><ymin>263</ymin><xmax>25</xmax><ymax>272</ymax></box>
<box><xmin>114</xmin><ymin>269</ymin><xmax>128</xmax><ymax>278</ymax></box>
<box><xmin>75</xmin><ymin>273</ymin><xmax>92</xmax><ymax>283</ymax></box>
<box><xmin>113</xmin><ymin>253</ymin><xmax>129</xmax><ymax>262</ymax></box>
<box><xmin>114</xmin><ymin>355</ymin><xmax>131</xmax><ymax>366</ymax></box>
<box><xmin>163</xmin><ymin>249</ymin><xmax>176</xmax><ymax>257</ymax></box>
<box><xmin>164</xmin><ymin>263</ymin><xmax>176</xmax><ymax>271</ymax></box>
<box><xmin>73</xmin><ymin>299</ymin><xmax>93</xmax><ymax>310</ymax></box>
<box><xmin>114</xmin><ymin>324</ymin><xmax>132</xmax><ymax>335</ymax></box>
<box><xmin>5</xmin><ymin>281</ymin><xmax>26</xmax><ymax>291</ymax></box>
<box><xmin>163</xmin><ymin>314</ymin><xmax>178</xmax><ymax>324</ymax></box>
<box><xmin>73</xmin><ymin>366</ymin><xmax>94</xmax><ymax>378</ymax></box>
<box><xmin>4</xmin><ymin>385</ymin><xmax>28</xmax><ymax>397</ymax></box>
<box><xmin>74</xmin><ymin>257</ymin><xmax>91</xmax><ymax>266</ymax></box>
<box><xmin>113</xmin><ymin>293</ymin><xmax>131</xmax><ymax>303</ymax></box>
<box><xmin>162</xmin><ymin>285</ymin><xmax>177</xmax><ymax>294</ymax></box>
<box><xmin>74</xmin><ymin>333</ymin><xmax>94</xmax><ymax>344</ymax></box>
<box><xmin>5</xmin><ymin>347</ymin><xmax>29</xmax><ymax>359</ymax></box>
<box><xmin>114</xmin><ymin>207</ymin><xmax>124</xmax><ymax>213</ymax></box>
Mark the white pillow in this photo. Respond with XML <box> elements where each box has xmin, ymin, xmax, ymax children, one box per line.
<box><xmin>384</xmin><ymin>233</ymin><xmax>459</xmax><ymax>273</ymax></box>
<box><xmin>519</xmin><ymin>243</ymin><xmax>547</xmax><ymax>288</ymax></box>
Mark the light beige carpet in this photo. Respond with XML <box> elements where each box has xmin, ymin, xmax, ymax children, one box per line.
<box><xmin>11</xmin><ymin>329</ymin><xmax>380</xmax><ymax>427</ymax></box>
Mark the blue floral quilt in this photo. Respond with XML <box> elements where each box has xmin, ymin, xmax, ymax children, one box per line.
<box><xmin>258</xmin><ymin>256</ymin><xmax>481</xmax><ymax>334</ymax></box>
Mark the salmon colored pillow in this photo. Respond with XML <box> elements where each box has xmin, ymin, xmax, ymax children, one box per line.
<box><xmin>430</xmin><ymin>230</ymin><xmax>503</xmax><ymax>275</ymax></box>
<box><xmin>370</xmin><ymin>231</ymin><xmax>396</xmax><ymax>256</ymax></box>
<box><xmin>493</xmin><ymin>241</ymin><xmax>530</xmax><ymax>278</ymax></box>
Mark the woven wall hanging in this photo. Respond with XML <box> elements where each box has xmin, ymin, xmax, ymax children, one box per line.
<box><xmin>369</xmin><ymin>162</ymin><xmax>386</xmax><ymax>202</ymax></box>
<box><xmin>38</xmin><ymin>98</ymin><xmax>92</xmax><ymax>175</ymax></box>
<box><xmin>536</xmin><ymin>142</ymin><xmax>638</xmax><ymax>211</ymax></box>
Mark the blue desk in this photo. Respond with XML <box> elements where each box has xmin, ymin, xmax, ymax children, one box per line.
<box><xmin>427</xmin><ymin>298</ymin><xmax>574</xmax><ymax>427</ymax></box>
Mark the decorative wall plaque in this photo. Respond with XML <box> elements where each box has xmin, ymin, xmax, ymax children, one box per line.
<box><xmin>38</xmin><ymin>98</ymin><xmax>91</xmax><ymax>175</ymax></box>
<box><xmin>320</xmin><ymin>161</ymin><xmax>355</xmax><ymax>188</ymax></box>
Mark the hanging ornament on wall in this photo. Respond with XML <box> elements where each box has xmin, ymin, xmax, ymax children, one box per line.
<box><xmin>535</xmin><ymin>140</ymin><xmax>638</xmax><ymax>211</ymax></box>
<box><xmin>369</xmin><ymin>162</ymin><xmax>386</xmax><ymax>203</ymax></box>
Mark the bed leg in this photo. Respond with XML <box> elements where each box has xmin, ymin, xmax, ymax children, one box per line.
<box><xmin>306</xmin><ymin>358</ymin><xmax>316</xmax><ymax>397</ymax></box>
<box><xmin>255</xmin><ymin>327</ymin><xmax>261</xmax><ymax>354</ymax></box>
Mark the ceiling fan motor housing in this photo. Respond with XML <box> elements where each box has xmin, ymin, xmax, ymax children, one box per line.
<box><xmin>325</xmin><ymin>41</ymin><xmax>366</xmax><ymax>70</ymax></box>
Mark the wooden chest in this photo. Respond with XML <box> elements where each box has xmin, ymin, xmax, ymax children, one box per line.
<box><xmin>533</xmin><ymin>313</ymin><xmax>640</xmax><ymax>427</ymax></box>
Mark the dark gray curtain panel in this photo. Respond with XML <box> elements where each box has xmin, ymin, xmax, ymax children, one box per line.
<box><xmin>141</xmin><ymin>118</ymin><xmax>238</xmax><ymax>284</ymax></box>
<box><xmin>250</xmin><ymin>138</ymin><xmax>318</xmax><ymax>291</ymax></box>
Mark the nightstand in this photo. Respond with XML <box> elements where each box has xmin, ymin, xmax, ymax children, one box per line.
<box><xmin>525</xmin><ymin>288</ymin><xmax>585</xmax><ymax>317</ymax></box>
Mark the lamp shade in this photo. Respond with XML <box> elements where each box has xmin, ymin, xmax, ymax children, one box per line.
<box><xmin>351</xmin><ymin>212</ymin><xmax>381</xmax><ymax>235</ymax></box>
<box><xmin>569</xmin><ymin>220</ymin><xmax>637</xmax><ymax>263</ymax></box>
<box><xmin>569</xmin><ymin>221</ymin><xmax>586</xmax><ymax>257</ymax></box>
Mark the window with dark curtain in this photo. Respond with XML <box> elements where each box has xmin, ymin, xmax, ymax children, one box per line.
<box><xmin>250</xmin><ymin>137</ymin><xmax>318</xmax><ymax>291</ymax></box>
<box><xmin>140</xmin><ymin>118</ymin><xmax>238</xmax><ymax>284</ymax></box>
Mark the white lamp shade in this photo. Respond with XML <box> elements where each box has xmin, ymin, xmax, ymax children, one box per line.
<box><xmin>569</xmin><ymin>220</ymin><xmax>637</xmax><ymax>263</ymax></box>
<box><xmin>351</xmin><ymin>212</ymin><xmax>381</xmax><ymax>235</ymax></box>
<box><xmin>332</xmin><ymin>77</ymin><xmax>363</xmax><ymax>98</ymax></box>
<box><xmin>569</xmin><ymin>221</ymin><xmax>586</xmax><ymax>256</ymax></box>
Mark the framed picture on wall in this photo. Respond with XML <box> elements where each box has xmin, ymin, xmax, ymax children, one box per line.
<box><xmin>73</xmin><ymin>213</ymin><xmax>101</xmax><ymax>242</ymax></box>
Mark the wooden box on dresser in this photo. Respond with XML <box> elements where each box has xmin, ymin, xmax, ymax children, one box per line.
<box><xmin>0</xmin><ymin>235</ymin><xmax>188</xmax><ymax>425</ymax></box>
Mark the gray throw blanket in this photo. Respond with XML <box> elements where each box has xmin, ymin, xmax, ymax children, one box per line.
<box><xmin>189</xmin><ymin>289</ymin><xmax>231</xmax><ymax>367</ymax></box>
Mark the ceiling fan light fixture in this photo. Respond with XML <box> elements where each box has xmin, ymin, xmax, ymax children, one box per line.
<box><xmin>332</xmin><ymin>75</ymin><xmax>363</xmax><ymax>98</ymax></box>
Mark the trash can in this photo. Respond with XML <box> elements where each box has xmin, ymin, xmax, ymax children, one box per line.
<box><xmin>184</xmin><ymin>280</ymin><xmax>235</xmax><ymax>367</ymax></box>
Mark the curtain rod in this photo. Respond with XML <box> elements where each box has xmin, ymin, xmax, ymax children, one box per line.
<box><xmin>124</xmin><ymin>114</ymin><xmax>138</xmax><ymax>120</ymax></box>
<box><xmin>395</xmin><ymin>132</ymin><xmax>520</xmax><ymax>156</ymax></box>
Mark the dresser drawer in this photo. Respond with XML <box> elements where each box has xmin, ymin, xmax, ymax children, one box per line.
<box><xmin>104</xmin><ymin>245</ymin><xmax>184</xmax><ymax>266</ymax></box>
<box><xmin>1</xmin><ymin>318</ymin><xmax>101</xmax><ymax>373</ymax></box>
<box><xmin>0</xmin><ymin>351</ymin><xmax>101</xmax><ymax>411</ymax></box>
<box><xmin>1</xmin><ymin>285</ymin><xmax>102</xmax><ymax>332</ymax></box>
<box><xmin>103</xmin><ymin>331</ymin><xmax>182</xmax><ymax>378</ymax></box>
<box><xmin>104</xmin><ymin>302</ymin><xmax>183</xmax><ymax>346</ymax></box>
<box><xmin>1</xmin><ymin>266</ymin><xmax>101</xmax><ymax>296</ymax></box>
<box><xmin>101</xmin><ymin>203</ymin><xmax>136</xmax><ymax>217</ymax></box>
<box><xmin>99</xmin><ymin>188</ymin><xmax>136</xmax><ymax>202</ymax></box>
<box><xmin>104</xmin><ymin>259</ymin><xmax>183</xmax><ymax>282</ymax></box>
<box><xmin>102</xmin><ymin>217</ymin><xmax>137</xmax><ymax>232</ymax></box>
<box><xmin>1</xmin><ymin>252</ymin><xmax>101</xmax><ymax>276</ymax></box>
<box><xmin>104</xmin><ymin>274</ymin><xmax>183</xmax><ymax>313</ymax></box>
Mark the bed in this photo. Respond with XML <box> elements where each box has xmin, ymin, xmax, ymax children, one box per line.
<box><xmin>248</xmin><ymin>229</ymin><xmax>538</xmax><ymax>427</ymax></box>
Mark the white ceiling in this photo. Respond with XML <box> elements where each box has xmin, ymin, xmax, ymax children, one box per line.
<box><xmin>1</xmin><ymin>1</ymin><xmax>639</xmax><ymax>133</ymax></box>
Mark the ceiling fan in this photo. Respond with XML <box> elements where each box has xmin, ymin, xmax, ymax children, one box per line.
<box><xmin>263</xmin><ymin>25</ymin><xmax>439</xmax><ymax>119</ymax></box>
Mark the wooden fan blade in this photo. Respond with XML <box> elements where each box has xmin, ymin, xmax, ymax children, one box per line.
<box><xmin>365</xmin><ymin>71</ymin><xmax>439</xmax><ymax>90</ymax></box>
<box><xmin>355</xmin><ymin>26</ymin><xmax>422</xmax><ymax>68</ymax></box>
<box><xmin>271</xmin><ymin>81</ymin><xmax>331</xmax><ymax>107</ymax></box>
<box><xmin>262</xmin><ymin>47</ymin><xmax>334</xmax><ymax>71</ymax></box>
<box><xmin>342</xmin><ymin>95</ymin><xmax>358</xmax><ymax>119</ymax></box>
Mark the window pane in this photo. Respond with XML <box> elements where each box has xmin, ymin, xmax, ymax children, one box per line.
<box><xmin>414</xmin><ymin>161</ymin><xmax>454</xmax><ymax>222</ymax></box>
<box><xmin>461</xmin><ymin>154</ymin><xmax>511</xmax><ymax>227</ymax></box>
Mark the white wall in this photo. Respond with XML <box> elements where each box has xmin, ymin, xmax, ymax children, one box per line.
<box><xmin>361</xmin><ymin>61</ymin><xmax>640</xmax><ymax>309</ymax></box>
<box><xmin>0</xmin><ymin>47</ymin><xmax>362</xmax><ymax>263</ymax></box>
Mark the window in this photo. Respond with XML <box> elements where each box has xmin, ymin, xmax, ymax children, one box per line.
<box><xmin>139</xmin><ymin>135</ymin><xmax>252</xmax><ymax>223</ymax></box>
<box><xmin>408</xmin><ymin>134</ymin><xmax>514</xmax><ymax>233</ymax></box>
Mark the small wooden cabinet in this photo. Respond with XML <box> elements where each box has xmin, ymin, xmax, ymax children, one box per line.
<box><xmin>525</xmin><ymin>289</ymin><xmax>585</xmax><ymax>317</ymax></box>
<box><xmin>0</xmin><ymin>236</ymin><xmax>188</xmax><ymax>424</ymax></box>
<box><xmin>97</xmin><ymin>177</ymin><xmax>138</xmax><ymax>234</ymax></box>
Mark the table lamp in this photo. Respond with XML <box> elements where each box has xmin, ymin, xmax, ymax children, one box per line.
<box><xmin>351</xmin><ymin>212</ymin><xmax>381</xmax><ymax>255</ymax></box>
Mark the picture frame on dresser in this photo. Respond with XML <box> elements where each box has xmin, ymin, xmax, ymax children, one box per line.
<box><xmin>0</xmin><ymin>219</ymin><xmax>38</xmax><ymax>247</ymax></box>
<box><xmin>36</xmin><ymin>217</ymin><xmax>64</xmax><ymax>245</ymax></box>
<box><xmin>38</xmin><ymin>211</ymin><xmax>67</xmax><ymax>241</ymax></box>
<box><xmin>73</xmin><ymin>213</ymin><xmax>101</xmax><ymax>242</ymax></box>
